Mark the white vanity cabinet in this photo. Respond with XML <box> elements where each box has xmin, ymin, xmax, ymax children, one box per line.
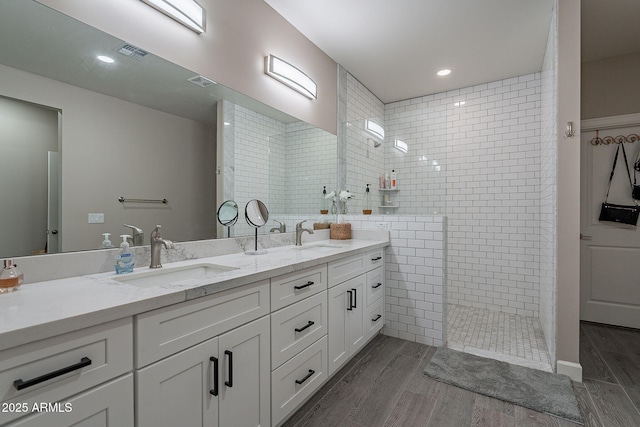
<box><xmin>327</xmin><ymin>250</ymin><xmax>385</xmax><ymax>376</ymax></box>
<box><xmin>0</xmin><ymin>318</ymin><xmax>133</xmax><ymax>426</ymax></box>
<box><xmin>135</xmin><ymin>280</ymin><xmax>271</xmax><ymax>427</ymax></box>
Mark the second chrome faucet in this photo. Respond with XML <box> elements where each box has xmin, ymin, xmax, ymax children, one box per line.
<box><xmin>295</xmin><ymin>220</ymin><xmax>314</xmax><ymax>246</ymax></box>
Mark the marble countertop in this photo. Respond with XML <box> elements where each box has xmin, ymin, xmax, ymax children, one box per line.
<box><xmin>0</xmin><ymin>237</ymin><xmax>388</xmax><ymax>351</ymax></box>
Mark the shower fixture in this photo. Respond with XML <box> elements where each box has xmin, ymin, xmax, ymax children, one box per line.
<box><xmin>369</xmin><ymin>138</ymin><xmax>382</xmax><ymax>148</ymax></box>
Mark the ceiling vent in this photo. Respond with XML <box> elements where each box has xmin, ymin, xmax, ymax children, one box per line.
<box><xmin>116</xmin><ymin>43</ymin><xmax>148</xmax><ymax>61</ymax></box>
<box><xmin>188</xmin><ymin>75</ymin><xmax>217</xmax><ymax>88</ymax></box>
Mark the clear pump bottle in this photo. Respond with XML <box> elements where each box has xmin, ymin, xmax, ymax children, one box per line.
<box><xmin>0</xmin><ymin>260</ymin><xmax>23</xmax><ymax>293</ymax></box>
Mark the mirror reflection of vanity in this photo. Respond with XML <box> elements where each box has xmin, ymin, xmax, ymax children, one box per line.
<box><xmin>0</xmin><ymin>1</ymin><xmax>336</xmax><ymax>259</ymax></box>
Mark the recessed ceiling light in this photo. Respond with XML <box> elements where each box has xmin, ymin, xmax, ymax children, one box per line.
<box><xmin>97</xmin><ymin>55</ymin><xmax>114</xmax><ymax>64</ymax></box>
<box><xmin>437</xmin><ymin>69</ymin><xmax>451</xmax><ymax>77</ymax></box>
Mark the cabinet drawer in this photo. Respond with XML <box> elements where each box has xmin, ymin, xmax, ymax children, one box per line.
<box><xmin>271</xmin><ymin>336</ymin><xmax>328</xmax><ymax>426</ymax></box>
<box><xmin>8</xmin><ymin>374</ymin><xmax>134</xmax><ymax>427</ymax></box>
<box><xmin>135</xmin><ymin>280</ymin><xmax>269</xmax><ymax>367</ymax></box>
<box><xmin>366</xmin><ymin>267</ymin><xmax>384</xmax><ymax>306</ymax></box>
<box><xmin>328</xmin><ymin>254</ymin><xmax>365</xmax><ymax>287</ymax></box>
<box><xmin>0</xmin><ymin>318</ymin><xmax>132</xmax><ymax>425</ymax></box>
<box><xmin>271</xmin><ymin>291</ymin><xmax>327</xmax><ymax>369</ymax></box>
<box><xmin>366</xmin><ymin>249</ymin><xmax>385</xmax><ymax>271</ymax></box>
<box><xmin>366</xmin><ymin>298</ymin><xmax>385</xmax><ymax>340</ymax></box>
<box><xmin>271</xmin><ymin>265</ymin><xmax>327</xmax><ymax>311</ymax></box>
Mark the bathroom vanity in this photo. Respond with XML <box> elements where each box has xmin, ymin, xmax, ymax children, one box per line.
<box><xmin>0</xmin><ymin>236</ymin><xmax>387</xmax><ymax>426</ymax></box>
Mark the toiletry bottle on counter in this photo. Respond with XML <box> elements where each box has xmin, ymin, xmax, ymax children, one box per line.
<box><xmin>391</xmin><ymin>169</ymin><xmax>397</xmax><ymax>189</ymax></box>
<box><xmin>385</xmin><ymin>171</ymin><xmax>391</xmax><ymax>189</ymax></box>
<box><xmin>101</xmin><ymin>233</ymin><xmax>114</xmax><ymax>249</ymax></box>
<box><xmin>0</xmin><ymin>260</ymin><xmax>23</xmax><ymax>293</ymax></box>
<box><xmin>115</xmin><ymin>235</ymin><xmax>135</xmax><ymax>274</ymax></box>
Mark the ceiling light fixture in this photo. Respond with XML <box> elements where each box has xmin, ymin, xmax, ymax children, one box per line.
<box><xmin>97</xmin><ymin>55</ymin><xmax>114</xmax><ymax>63</ymax></box>
<box><xmin>265</xmin><ymin>54</ymin><xmax>317</xmax><ymax>100</ymax></box>
<box><xmin>365</xmin><ymin>119</ymin><xmax>384</xmax><ymax>140</ymax></box>
<box><xmin>395</xmin><ymin>139</ymin><xmax>408</xmax><ymax>153</ymax></box>
<box><xmin>140</xmin><ymin>0</ymin><xmax>206</xmax><ymax>34</ymax></box>
<box><xmin>437</xmin><ymin>69</ymin><xmax>451</xmax><ymax>77</ymax></box>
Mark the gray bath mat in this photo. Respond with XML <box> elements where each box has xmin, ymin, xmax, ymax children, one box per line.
<box><xmin>424</xmin><ymin>347</ymin><xmax>583</xmax><ymax>424</ymax></box>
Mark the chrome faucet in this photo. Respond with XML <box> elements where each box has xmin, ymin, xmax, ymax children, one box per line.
<box><xmin>295</xmin><ymin>220</ymin><xmax>314</xmax><ymax>246</ymax></box>
<box><xmin>270</xmin><ymin>220</ymin><xmax>286</xmax><ymax>233</ymax></box>
<box><xmin>123</xmin><ymin>224</ymin><xmax>144</xmax><ymax>246</ymax></box>
<box><xmin>150</xmin><ymin>225</ymin><xmax>175</xmax><ymax>268</ymax></box>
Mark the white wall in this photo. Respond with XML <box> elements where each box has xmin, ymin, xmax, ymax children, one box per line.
<box><xmin>0</xmin><ymin>64</ymin><xmax>216</xmax><ymax>253</ymax></box>
<box><xmin>36</xmin><ymin>0</ymin><xmax>338</xmax><ymax>134</ymax></box>
<box><xmin>582</xmin><ymin>52</ymin><xmax>640</xmax><ymax>120</ymax></box>
<box><xmin>0</xmin><ymin>96</ymin><xmax>58</xmax><ymax>258</ymax></box>
<box><xmin>385</xmin><ymin>74</ymin><xmax>543</xmax><ymax>318</ymax></box>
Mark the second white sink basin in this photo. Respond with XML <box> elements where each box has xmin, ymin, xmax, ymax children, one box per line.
<box><xmin>294</xmin><ymin>242</ymin><xmax>344</xmax><ymax>250</ymax></box>
<box><xmin>113</xmin><ymin>263</ymin><xmax>238</xmax><ymax>288</ymax></box>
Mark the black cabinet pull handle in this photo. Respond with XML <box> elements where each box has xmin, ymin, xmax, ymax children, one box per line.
<box><xmin>372</xmin><ymin>314</ymin><xmax>382</xmax><ymax>322</ymax></box>
<box><xmin>295</xmin><ymin>320</ymin><xmax>315</xmax><ymax>333</ymax></box>
<box><xmin>209</xmin><ymin>357</ymin><xmax>219</xmax><ymax>396</ymax></box>
<box><xmin>224</xmin><ymin>350</ymin><xmax>233</xmax><ymax>388</ymax></box>
<box><xmin>14</xmin><ymin>357</ymin><xmax>92</xmax><ymax>391</ymax></box>
<box><xmin>346</xmin><ymin>290</ymin><xmax>353</xmax><ymax>311</ymax></box>
<box><xmin>372</xmin><ymin>282</ymin><xmax>383</xmax><ymax>289</ymax></box>
<box><xmin>294</xmin><ymin>281</ymin><xmax>314</xmax><ymax>290</ymax></box>
<box><xmin>295</xmin><ymin>369</ymin><xmax>315</xmax><ymax>385</ymax></box>
<box><xmin>351</xmin><ymin>288</ymin><xmax>357</xmax><ymax>309</ymax></box>
<box><xmin>371</xmin><ymin>256</ymin><xmax>382</xmax><ymax>261</ymax></box>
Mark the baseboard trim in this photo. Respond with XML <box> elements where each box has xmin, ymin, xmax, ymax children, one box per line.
<box><xmin>557</xmin><ymin>360</ymin><xmax>582</xmax><ymax>382</ymax></box>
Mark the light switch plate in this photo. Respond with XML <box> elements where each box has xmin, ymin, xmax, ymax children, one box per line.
<box><xmin>88</xmin><ymin>213</ymin><xmax>104</xmax><ymax>224</ymax></box>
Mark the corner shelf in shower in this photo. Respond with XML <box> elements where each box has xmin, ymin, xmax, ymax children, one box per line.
<box><xmin>378</xmin><ymin>188</ymin><xmax>399</xmax><ymax>213</ymax></box>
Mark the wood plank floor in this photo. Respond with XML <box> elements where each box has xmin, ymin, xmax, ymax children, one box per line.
<box><xmin>283</xmin><ymin>322</ymin><xmax>640</xmax><ymax>427</ymax></box>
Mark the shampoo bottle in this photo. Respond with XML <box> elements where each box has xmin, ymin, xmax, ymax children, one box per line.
<box><xmin>391</xmin><ymin>169</ymin><xmax>397</xmax><ymax>189</ymax></box>
<box><xmin>115</xmin><ymin>235</ymin><xmax>135</xmax><ymax>274</ymax></box>
<box><xmin>0</xmin><ymin>260</ymin><xmax>23</xmax><ymax>293</ymax></box>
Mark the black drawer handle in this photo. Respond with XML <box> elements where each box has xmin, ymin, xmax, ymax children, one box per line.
<box><xmin>14</xmin><ymin>357</ymin><xmax>92</xmax><ymax>391</ymax></box>
<box><xmin>372</xmin><ymin>282</ymin><xmax>383</xmax><ymax>289</ymax></box>
<box><xmin>372</xmin><ymin>314</ymin><xmax>382</xmax><ymax>322</ymax></box>
<box><xmin>295</xmin><ymin>369</ymin><xmax>315</xmax><ymax>385</ymax></box>
<box><xmin>209</xmin><ymin>356</ymin><xmax>219</xmax><ymax>396</ymax></box>
<box><xmin>295</xmin><ymin>320</ymin><xmax>315</xmax><ymax>333</ymax></box>
<box><xmin>346</xmin><ymin>290</ymin><xmax>353</xmax><ymax>311</ymax></box>
<box><xmin>224</xmin><ymin>350</ymin><xmax>233</xmax><ymax>388</ymax></box>
<box><xmin>371</xmin><ymin>256</ymin><xmax>382</xmax><ymax>261</ymax></box>
<box><xmin>294</xmin><ymin>281</ymin><xmax>314</xmax><ymax>290</ymax></box>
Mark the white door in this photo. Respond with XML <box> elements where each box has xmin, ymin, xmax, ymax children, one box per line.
<box><xmin>580</xmin><ymin>115</ymin><xmax>640</xmax><ymax>329</ymax></box>
<box><xmin>218</xmin><ymin>316</ymin><xmax>270</xmax><ymax>427</ymax></box>
<box><xmin>328</xmin><ymin>281</ymin><xmax>349</xmax><ymax>376</ymax></box>
<box><xmin>346</xmin><ymin>276</ymin><xmax>366</xmax><ymax>355</ymax></box>
<box><xmin>47</xmin><ymin>151</ymin><xmax>60</xmax><ymax>253</ymax></box>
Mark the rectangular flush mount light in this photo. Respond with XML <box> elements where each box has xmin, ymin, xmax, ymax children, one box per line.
<box><xmin>140</xmin><ymin>0</ymin><xmax>206</xmax><ymax>34</ymax></box>
<box><xmin>265</xmin><ymin>54</ymin><xmax>317</xmax><ymax>100</ymax></box>
<box><xmin>365</xmin><ymin>119</ymin><xmax>385</xmax><ymax>140</ymax></box>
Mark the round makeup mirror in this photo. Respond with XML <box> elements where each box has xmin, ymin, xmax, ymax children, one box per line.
<box><xmin>245</xmin><ymin>199</ymin><xmax>269</xmax><ymax>228</ymax></box>
<box><xmin>245</xmin><ymin>199</ymin><xmax>269</xmax><ymax>255</ymax></box>
<box><xmin>216</xmin><ymin>200</ymin><xmax>238</xmax><ymax>238</ymax></box>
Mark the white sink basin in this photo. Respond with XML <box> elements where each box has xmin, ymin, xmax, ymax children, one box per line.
<box><xmin>113</xmin><ymin>263</ymin><xmax>238</xmax><ymax>288</ymax></box>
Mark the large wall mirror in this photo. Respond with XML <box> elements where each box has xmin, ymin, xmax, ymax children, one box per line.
<box><xmin>0</xmin><ymin>1</ymin><xmax>336</xmax><ymax>259</ymax></box>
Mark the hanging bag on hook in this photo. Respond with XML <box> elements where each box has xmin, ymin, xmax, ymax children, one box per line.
<box><xmin>599</xmin><ymin>143</ymin><xmax>640</xmax><ymax>225</ymax></box>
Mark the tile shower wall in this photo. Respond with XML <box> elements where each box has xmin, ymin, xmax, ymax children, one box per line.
<box><xmin>385</xmin><ymin>74</ymin><xmax>543</xmax><ymax>318</ymax></box>
<box><xmin>223</xmin><ymin>102</ymin><xmax>336</xmax><ymax>237</ymax></box>
<box><xmin>539</xmin><ymin>7</ymin><xmax>558</xmax><ymax>366</ymax></box>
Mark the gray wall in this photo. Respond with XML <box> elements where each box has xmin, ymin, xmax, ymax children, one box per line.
<box><xmin>0</xmin><ymin>96</ymin><xmax>58</xmax><ymax>257</ymax></box>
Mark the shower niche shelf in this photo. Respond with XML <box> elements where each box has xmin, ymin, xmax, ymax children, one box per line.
<box><xmin>378</xmin><ymin>188</ymin><xmax>399</xmax><ymax>213</ymax></box>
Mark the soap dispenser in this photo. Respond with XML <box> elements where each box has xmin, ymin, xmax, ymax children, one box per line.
<box><xmin>115</xmin><ymin>235</ymin><xmax>135</xmax><ymax>274</ymax></box>
<box><xmin>101</xmin><ymin>233</ymin><xmax>114</xmax><ymax>249</ymax></box>
<box><xmin>0</xmin><ymin>260</ymin><xmax>23</xmax><ymax>293</ymax></box>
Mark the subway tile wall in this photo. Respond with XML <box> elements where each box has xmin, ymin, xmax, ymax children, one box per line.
<box><xmin>223</xmin><ymin>102</ymin><xmax>337</xmax><ymax>237</ymax></box>
<box><xmin>385</xmin><ymin>74</ymin><xmax>543</xmax><ymax>318</ymax></box>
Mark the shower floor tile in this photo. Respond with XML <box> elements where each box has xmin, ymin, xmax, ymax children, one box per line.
<box><xmin>446</xmin><ymin>304</ymin><xmax>553</xmax><ymax>372</ymax></box>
